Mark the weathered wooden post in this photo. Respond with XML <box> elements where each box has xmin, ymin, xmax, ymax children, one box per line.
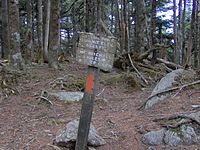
<box><xmin>75</xmin><ymin>32</ymin><xmax>117</xmax><ymax>150</ymax></box>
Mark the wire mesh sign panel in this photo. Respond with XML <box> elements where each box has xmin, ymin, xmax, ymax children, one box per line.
<box><xmin>76</xmin><ymin>32</ymin><xmax>117</xmax><ymax>71</ymax></box>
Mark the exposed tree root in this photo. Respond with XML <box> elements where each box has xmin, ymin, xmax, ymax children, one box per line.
<box><xmin>153</xmin><ymin>110</ymin><xmax>200</xmax><ymax>128</ymax></box>
<box><xmin>37</xmin><ymin>90</ymin><xmax>53</xmax><ymax>106</ymax></box>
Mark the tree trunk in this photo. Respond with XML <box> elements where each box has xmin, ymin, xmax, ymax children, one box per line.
<box><xmin>96</xmin><ymin>0</ymin><xmax>102</xmax><ymax>32</ymax></box>
<box><xmin>25</xmin><ymin>0</ymin><xmax>33</xmax><ymax>64</ymax></box>
<box><xmin>43</xmin><ymin>0</ymin><xmax>51</xmax><ymax>61</ymax></box>
<box><xmin>177</xmin><ymin>0</ymin><xmax>183</xmax><ymax>64</ymax></box>
<box><xmin>173</xmin><ymin>0</ymin><xmax>179</xmax><ymax>64</ymax></box>
<box><xmin>197</xmin><ymin>0</ymin><xmax>200</xmax><ymax>68</ymax></box>
<box><xmin>181</xmin><ymin>0</ymin><xmax>186</xmax><ymax>65</ymax></box>
<box><xmin>135</xmin><ymin>0</ymin><xmax>147</xmax><ymax>54</ymax></box>
<box><xmin>110</xmin><ymin>0</ymin><xmax>114</xmax><ymax>33</ymax></box>
<box><xmin>85</xmin><ymin>0</ymin><xmax>95</xmax><ymax>32</ymax></box>
<box><xmin>8</xmin><ymin>0</ymin><xmax>24</xmax><ymax>69</ymax></box>
<box><xmin>193</xmin><ymin>0</ymin><xmax>198</xmax><ymax>67</ymax></box>
<box><xmin>37</xmin><ymin>0</ymin><xmax>44</xmax><ymax>64</ymax></box>
<box><xmin>123</xmin><ymin>0</ymin><xmax>129</xmax><ymax>53</ymax></box>
<box><xmin>150</xmin><ymin>0</ymin><xmax>157</xmax><ymax>65</ymax></box>
<box><xmin>72</xmin><ymin>4</ymin><xmax>77</xmax><ymax>56</ymax></box>
<box><xmin>1</xmin><ymin>0</ymin><xmax>10</xmax><ymax>59</ymax></box>
<box><xmin>186</xmin><ymin>0</ymin><xmax>196</xmax><ymax>67</ymax></box>
<box><xmin>48</xmin><ymin>0</ymin><xmax>60</xmax><ymax>69</ymax></box>
<box><xmin>116</xmin><ymin>0</ymin><xmax>124</xmax><ymax>52</ymax></box>
<box><xmin>114</xmin><ymin>0</ymin><xmax>119</xmax><ymax>36</ymax></box>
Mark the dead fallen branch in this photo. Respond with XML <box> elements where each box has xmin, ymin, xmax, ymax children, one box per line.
<box><xmin>153</xmin><ymin>110</ymin><xmax>200</xmax><ymax>127</ymax></box>
<box><xmin>148</xmin><ymin>80</ymin><xmax>200</xmax><ymax>100</ymax></box>
<box><xmin>181</xmin><ymin>111</ymin><xmax>200</xmax><ymax>125</ymax></box>
<box><xmin>128</xmin><ymin>54</ymin><xmax>148</xmax><ymax>84</ymax></box>
<box><xmin>136</xmin><ymin>45</ymin><xmax>170</xmax><ymax>61</ymax></box>
<box><xmin>156</xmin><ymin>58</ymin><xmax>184</xmax><ymax>70</ymax></box>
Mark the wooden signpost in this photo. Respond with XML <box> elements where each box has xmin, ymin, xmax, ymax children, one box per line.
<box><xmin>75</xmin><ymin>32</ymin><xmax>116</xmax><ymax>150</ymax></box>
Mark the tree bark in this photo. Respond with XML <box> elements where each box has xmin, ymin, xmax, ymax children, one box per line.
<box><xmin>48</xmin><ymin>0</ymin><xmax>60</xmax><ymax>69</ymax></box>
<box><xmin>135</xmin><ymin>0</ymin><xmax>147</xmax><ymax>54</ymax></box>
<box><xmin>110</xmin><ymin>0</ymin><xmax>114</xmax><ymax>33</ymax></box>
<box><xmin>72</xmin><ymin>3</ymin><xmax>77</xmax><ymax>56</ymax></box>
<box><xmin>177</xmin><ymin>0</ymin><xmax>183</xmax><ymax>64</ymax></box>
<box><xmin>37</xmin><ymin>0</ymin><xmax>44</xmax><ymax>64</ymax></box>
<box><xmin>123</xmin><ymin>0</ymin><xmax>129</xmax><ymax>53</ymax></box>
<box><xmin>173</xmin><ymin>0</ymin><xmax>179</xmax><ymax>64</ymax></box>
<box><xmin>181</xmin><ymin>0</ymin><xmax>186</xmax><ymax>65</ymax></box>
<box><xmin>150</xmin><ymin>0</ymin><xmax>157</xmax><ymax>65</ymax></box>
<box><xmin>197</xmin><ymin>0</ymin><xmax>200</xmax><ymax>68</ymax></box>
<box><xmin>25</xmin><ymin>0</ymin><xmax>33</xmax><ymax>64</ymax></box>
<box><xmin>43</xmin><ymin>0</ymin><xmax>51</xmax><ymax>61</ymax></box>
<box><xmin>8</xmin><ymin>0</ymin><xmax>24</xmax><ymax>69</ymax></box>
<box><xmin>193</xmin><ymin>0</ymin><xmax>198</xmax><ymax>67</ymax></box>
<box><xmin>85</xmin><ymin>0</ymin><xmax>95</xmax><ymax>32</ymax></box>
<box><xmin>186</xmin><ymin>0</ymin><xmax>196</xmax><ymax>67</ymax></box>
<box><xmin>1</xmin><ymin>0</ymin><xmax>10</xmax><ymax>59</ymax></box>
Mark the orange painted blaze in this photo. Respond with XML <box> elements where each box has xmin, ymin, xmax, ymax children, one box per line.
<box><xmin>85</xmin><ymin>73</ymin><xmax>95</xmax><ymax>94</ymax></box>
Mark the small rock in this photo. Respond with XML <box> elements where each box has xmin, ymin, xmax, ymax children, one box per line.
<box><xmin>56</xmin><ymin>119</ymin><xmax>106</xmax><ymax>147</ymax></box>
<box><xmin>180</xmin><ymin>125</ymin><xmax>198</xmax><ymax>145</ymax></box>
<box><xmin>142</xmin><ymin>128</ymin><xmax>166</xmax><ymax>145</ymax></box>
<box><xmin>164</xmin><ymin>130</ymin><xmax>182</xmax><ymax>147</ymax></box>
<box><xmin>50</xmin><ymin>92</ymin><xmax>84</xmax><ymax>102</ymax></box>
<box><xmin>88</xmin><ymin>146</ymin><xmax>96</xmax><ymax>150</ymax></box>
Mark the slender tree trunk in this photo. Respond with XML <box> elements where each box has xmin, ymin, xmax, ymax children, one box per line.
<box><xmin>37</xmin><ymin>0</ymin><xmax>44</xmax><ymax>64</ymax></box>
<box><xmin>193</xmin><ymin>0</ymin><xmax>198</xmax><ymax>67</ymax></box>
<box><xmin>96</xmin><ymin>0</ymin><xmax>102</xmax><ymax>32</ymax></box>
<box><xmin>72</xmin><ymin>5</ymin><xmax>77</xmax><ymax>56</ymax></box>
<box><xmin>110</xmin><ymin>0</ymin><xmax>114</xmax><ymax>33</ymax></box>
<box><xmin>128</xmin><ymin>2</ymin><xmax>134</xmax><ymax>50</ymax></box>
<box><xmin>48</xmin><ymin>0</ymin><xmax>60</xmax><ymax>69</ymax></box>
<box><xmin>187</xmin><ymin>0</ymin><xmax>196</xmax><ymax>67</ymax></box>
<box><xmin>8</xmin><ymin>0</ymin><xmax>24</xmax><ymax>69</ymax></box>
<box><xmin>120</xmin><ymin>0</ymin><xmax>126</xmax><ymax>53</ymax></box>
<box><xmin>1</xmin><ymin>0</ymin><xmax>10</xmax><ymax>59</ymax></box>
<box><xmin>177</xmin><ymin>0</ymin><xmax>183</xmax><ymax>64</ymax></box>
<box><xmin>114</xmin><ymin>0</ymin><xmax>119</xmax><ymax>36</ymax></box>
<box><xmin>135</xmin><ymin>0</ymin><xmax>147</xmax><ymax>54</ymax></box>
<box><xmin>117</xmin><ymin>0</ymin><xmax>124</xmax><ymax>52</ymax></box>
<box><xmin>150</xmin><ymin>0</ymin><xmax>157</xmax><ymax>65</ymax></box>
<box><xmin>25</xmin><ymin>0</ymin><xmax>33</xmax><ymax>64</ymax></box>
<box><xmin>173</xmin><ymin>0</ymin><xmax>179</xmax><ymax>64</ymax></box>
<box><xmin>123</xmin><ymin>0</ymin><xmax>129</xmax><ymax>53</ymax></box>
<box><xmin>32</xmin><ymin>0</ymin><xmax>36</xmax><ymax>58</ymax></box>
<box><xmin>84</xmin><ymin>0</ymin><xmax>87</xmax><ymax>31</ymax></box>
<box><xmin>43</xmin><ymin>0</ymin><xmax>51</xmax><ymax>61</ymax></box>
<box><xmin>181</xmin><ymin>0</ymin><xmax>186</xmax><ymax>65</ymax></box>
<box><xmin>197</xmin><ymin>0</ymin><xmax>200</xmax><ymax>68</ymax></box>
<box><xmin>85</xmin><ymin>0</ymin><xmax>95</xmax><ymax>32</ymax></box>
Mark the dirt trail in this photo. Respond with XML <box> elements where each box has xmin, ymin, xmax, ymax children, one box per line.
<box><xmin>0</xmin><ymin>63</ymin><xmax>199</xmax><ymax>150</ymax></box>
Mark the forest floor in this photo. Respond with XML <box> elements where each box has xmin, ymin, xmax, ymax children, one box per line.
<box><xmin>0</xmin><ymin>61</ymin><xmax>200</xmax><ymax>150</ymax></box>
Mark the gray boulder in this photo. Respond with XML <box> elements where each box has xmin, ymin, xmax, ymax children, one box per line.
<box><xmin>164</xmin><ymin>130</ymin><xmax>182</xmax><ymax>147</ymax></box>
<box><xmin>142</xmin><ymin>128</ymin><xmax>166</xmax><ymax>145</ymax></box>
<box><xmin>145</xmin><ymin>69</ymin><xmax>196</xmax><ymax>109</ymax></box>
<box><xmin>56</xmin><ymin>119</ymin><xmax>106</xmax><ymax>147</ymax></box>
<box><xmin>180</xmin><ymin>125</ymin><xmax>199</xmax><ymax>145</ymax></box>
<box><xmin>50</xmin><ymin>91</ymin><xmax>84</xmax><ymax>102</ymax></box>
